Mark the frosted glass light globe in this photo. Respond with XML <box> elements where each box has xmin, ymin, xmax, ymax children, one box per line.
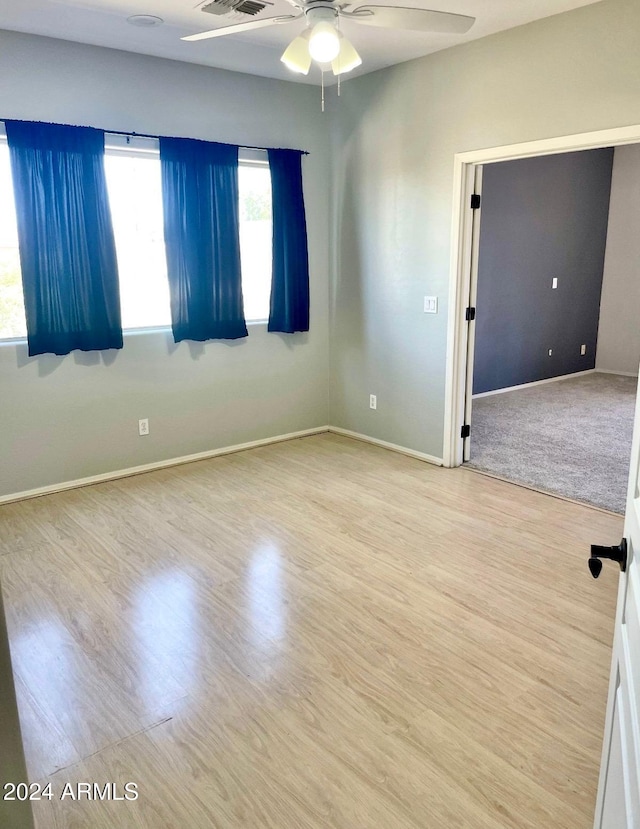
<box><xmin>308</xmin><ymin>22</ymin><xmax>340</xmax><ymax>63</ymax></box>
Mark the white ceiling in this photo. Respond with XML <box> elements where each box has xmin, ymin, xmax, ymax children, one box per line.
<box><xmin>0</xmin><ymin>0</ymin><xmax>603</xmax><ymax>85</ymax></box>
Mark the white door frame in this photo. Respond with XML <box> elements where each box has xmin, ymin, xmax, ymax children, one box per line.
<box><xmin>461</xmin><ymin>164</ymin><xmax>483</xmax><ymax>463</ymax></box>
<box><xmin>442</xmin><ymin>124</ymin><xmax>640</xmax><ymax>468</ymax></box>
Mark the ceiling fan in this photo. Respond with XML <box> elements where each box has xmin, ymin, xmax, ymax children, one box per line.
<box><xmin>182</xmin><ymin>1</ymin><xmax>475</xmax><ymax>77</ymax></box>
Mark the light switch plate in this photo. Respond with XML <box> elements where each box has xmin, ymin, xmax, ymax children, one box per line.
<box><xmin>424</xmin><ymin>296</ymin><xmax>438</xmax><ymax>314</ymax></box>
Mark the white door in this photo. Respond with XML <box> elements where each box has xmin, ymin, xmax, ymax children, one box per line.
<box><xmin>594</xmin><ymin>380</ymin><xmax>640</xmax><ymax>828</ymax></box>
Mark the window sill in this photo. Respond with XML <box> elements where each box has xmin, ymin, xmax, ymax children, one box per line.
<box><xmin>0</xmin><ymin>319</ymin><xmax>270</xmax><ymax>346</ymax></box>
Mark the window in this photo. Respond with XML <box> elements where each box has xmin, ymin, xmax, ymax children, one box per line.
<box><xmin>104</xmin><ymin>142</ymin><xmax>171</xmax><ymax>330</ymax></box>
<box><xmin>0</xmin><ymin>142</ymin><xmax>26</xmax><ymax>339</ymax></box>
<box><xmin>238</xmin><ymin>159</ymin><xmax>272</xmax><ymax>322</ymax></box>
<box><xmin>0</xmin><ymin>134</ymin><xmax>273</xmax><ymax>341</ymax></box>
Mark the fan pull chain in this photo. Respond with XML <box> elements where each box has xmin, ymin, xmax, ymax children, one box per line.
<box><xmin>321</xmin><ymin>69</ymin><xmax>325</xmax><ymax>112</ymax></box>
<box><xmin>337</xmin><ymin>71</ymin><xmax>341</xmax><ymax>97</ymax></box>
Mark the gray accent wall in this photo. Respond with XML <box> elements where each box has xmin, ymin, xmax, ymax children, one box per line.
<box><xmin>330</xmin><ymin>0</ymin><xmax>640</xmax><ymax>459</ymax></box>
<box><xmin>0</xmin><ymin>31</ymin><xmax>330</xmax><ymax>499</ymax></box>
<box><xmin>472</xmin><ymin>150</ymin><xmax>613</xmax><ymax>395</ymax></box>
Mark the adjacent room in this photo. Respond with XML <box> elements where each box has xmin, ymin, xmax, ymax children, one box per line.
<box><xmin>467</xmin><ymin>145</ymin><xmax>640</xmax><ymax>513</ymax></box>
<box><xmin>1</xmin><ymin>1</ymin><xmax>639</xmax><ymax>828</ymax></box>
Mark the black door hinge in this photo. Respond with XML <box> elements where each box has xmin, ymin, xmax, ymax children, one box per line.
<box><xmin>470</xmin><ymin>194</ymin><xmax>481</xmax><ymax>209</ymax></box>
<box><xmin>465</xmin><ymin>306</ymin><xmax>476</xmax><ymax>322</ymax></box>
<box><xmin>461</xmin><ymin>424</ymin><xmax>471</xmax><ymax>439</ymax></box>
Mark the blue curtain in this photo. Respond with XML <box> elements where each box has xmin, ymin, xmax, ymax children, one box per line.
<box><xmin>159</xmin><ymin>137</ymin><xmax>247</xmax><ymax>342</ymax></box>
<box><xmin>5</xmin><ymin>120</ymin><xmax>122</xmax><ymax>357</ymax></box>
<box><xmin>267</xmin><ymin>149</ymin><xmax>309</xmax><ymax>333</ymax></box>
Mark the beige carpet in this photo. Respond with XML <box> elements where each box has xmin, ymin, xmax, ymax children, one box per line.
<box><xmin>467</xmin><ymin>372</ymin><xmax>637</xmax><ymax>514</ymax></box>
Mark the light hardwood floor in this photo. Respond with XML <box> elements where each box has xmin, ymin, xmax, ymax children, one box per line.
<box><xmin>0</xmin><ymin>433</ymin><xmax>622</xmax><ymax>828</ymax></box>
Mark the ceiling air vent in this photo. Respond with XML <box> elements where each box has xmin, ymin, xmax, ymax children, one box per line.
<box><xmin>202</xmin><ymin>0</ymin><xmax>269</xmax><ymax>17</ymax></box>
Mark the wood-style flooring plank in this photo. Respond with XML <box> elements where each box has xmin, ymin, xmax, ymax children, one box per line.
<box><xmin>0</xmin><ymin>433</ymin><xmax>622</xmax><ymax>828</ymax></box>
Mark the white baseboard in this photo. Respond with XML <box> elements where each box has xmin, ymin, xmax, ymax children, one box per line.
<box><xmin>0</xmin><ymin>426</ymin><xmax>330</xmax><ymax>506</ymax></box>
<box><xmin>472</xmin><ymin>369</ymin><xmax>596</xmax><ymax>399</ymax></box>
<box><xmin>0</xmin><ymin>425</ymin><xmax>446</xmax><ymax>505</ymax></box>
<box><xmin>595</xmin><ymin>368</ymin><xmax>639</xmax><ymax>378</ymax></box>
<box><xmin>328</xmin><ymin>426</ymin><xmax>443</xmax><ymax>466</ymax></box>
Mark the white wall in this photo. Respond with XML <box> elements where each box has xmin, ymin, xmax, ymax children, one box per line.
<box><xmin>329</xmin><ymin>0</ymin><xmax>640</xmax><ymax>459</ymax></box>
<box><xmin>0</xmin><ymin>30</ymin><xmax>330</xmax><ymax>498</ymax></box>
<box><xmin>596</xmin><ymin>143</ymin><xmax>640</xmax><ymax>376</ymax></box>
<box><xmin>3</xmin><ymin>0</ymin><xmax>640</xmax><ymax>497</ymax></box>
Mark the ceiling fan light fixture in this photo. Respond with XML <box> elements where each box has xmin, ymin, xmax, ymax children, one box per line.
<box><xmin>308</xmin><ymin>21</ymin><xmax>341</xmax><ymax>63</ymax></box>
<box><xmin>331</xmin><ymin>35</ymin><xmax>362</xmax><ymax>75</ymax></box>
<box><xmin>281</xmin><ymin>34</ymin><xmax>312</xmax><ymax>74</ymax></box>
<box><xmin>183</xmin><ymin>2</ymin><xmax>477</xmax><ymax>87</ymax></box>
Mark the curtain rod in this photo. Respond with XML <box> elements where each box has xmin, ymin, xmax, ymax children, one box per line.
<box><xmin>110</xmin><ymin>129</ymin><xmax>309</xmax><ymax>156</ymax></box>
<box><xmin>0</xmin><ymin>119</ymin><xmax>308</xmax><ymax>156</ymax></box>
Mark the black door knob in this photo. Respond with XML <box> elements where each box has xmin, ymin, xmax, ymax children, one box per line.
<box><xmin>588</xmin><ymin>557</ymin><xmax>603</xmax><ymax>578</ymax></box>
<box><xmin>588</xmin><ymin>538</ymin><xmax>627</xmax><ymax>579</ymax></box>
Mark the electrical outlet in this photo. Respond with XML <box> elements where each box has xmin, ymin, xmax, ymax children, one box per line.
<box><xmin>369</xmin><ymin>394</ymin><xmax>377</xmax><ymax>410</ymax></box>
<box><xmin>552</xmin><ymin>278</ymin><xmax>558</xmax><ymax>289</ymax></box>
<box><xmin>548</xmin><ymin>349</ymin><xmax>553</xmax><ymax>356</ymax></box>
<box><xmin>581</xmin><ymin>344</ymin><xmax>587</xmax><ymax>355</ymax></box>
<box><xmin>138</xmin><ymin>418</ymin><xmax>149</xmax><ymax>436</ymax></box>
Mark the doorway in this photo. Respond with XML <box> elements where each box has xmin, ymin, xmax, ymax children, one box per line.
<box><xmin>467</xmin><ymin>148</ymin><xmax>637</xmax><ymax>512</ymax></box>
<box><xmin>444</xmin><ymin>124</ymin><xmax>640</xmax><ymax>513</ymax></box>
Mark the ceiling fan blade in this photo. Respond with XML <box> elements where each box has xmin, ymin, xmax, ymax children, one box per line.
<box><xmin>342</xmin><ymin>6</ymin><xmax>475</xmax><ymax>34</ymax></box>
<box><xmin>182</xmin><ymin>14</ymin><xmax>302</xmax><ymax>42</ymax></box>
